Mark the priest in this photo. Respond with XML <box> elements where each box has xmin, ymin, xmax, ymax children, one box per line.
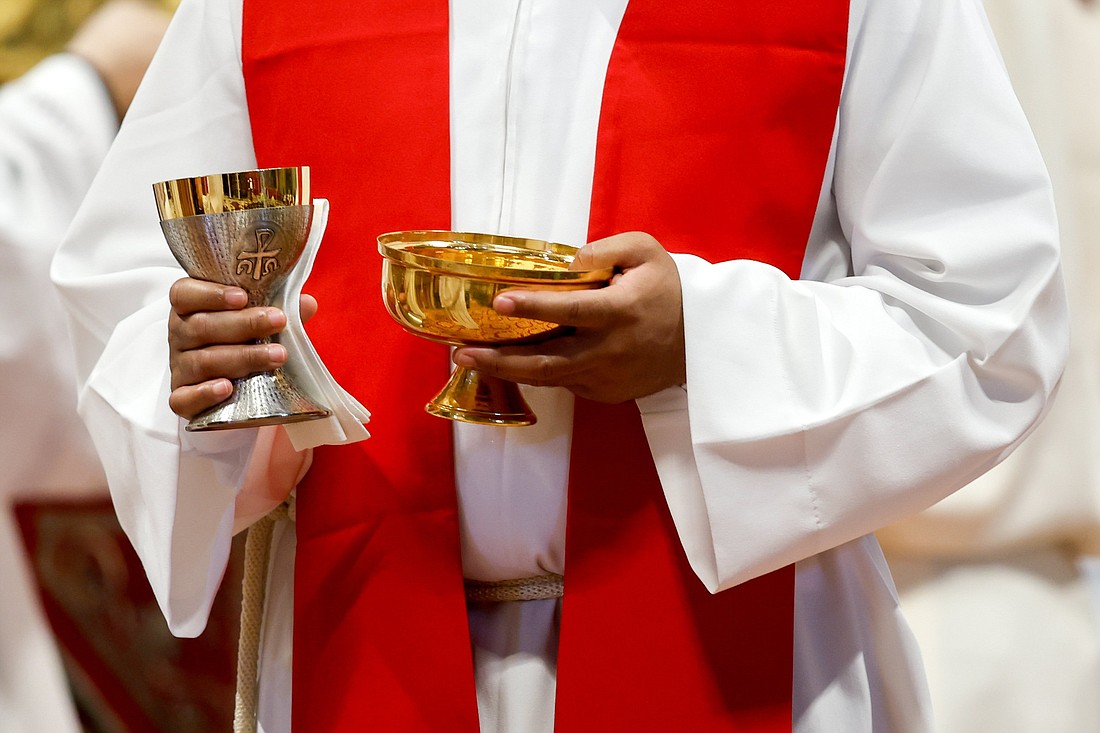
<box><xmin>52</xmin><ymin>0</ymin><xmax>1069</xmax><ymax>731</ymax></box>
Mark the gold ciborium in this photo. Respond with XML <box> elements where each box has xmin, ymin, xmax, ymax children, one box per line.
<box><xmin>153</xmin><ymin>166</ymin><xmax>331</xmax><ymax>431</ymax></box>
<box><xmin>379</xmin><ymin>231</ymin><xmax>613</xmax><ymax>426</ymax></box>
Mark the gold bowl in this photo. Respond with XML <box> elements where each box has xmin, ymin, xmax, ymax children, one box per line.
<box><xmin>379</xmin><ymin>231</ymin><xmax>613</xmax><ymax>426</ymax></box>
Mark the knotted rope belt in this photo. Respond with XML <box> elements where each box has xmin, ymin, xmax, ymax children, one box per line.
<box><xmin>233</xmin><ymin>498</ymin><xmax>564</xmax><ymax>733</ymax></box>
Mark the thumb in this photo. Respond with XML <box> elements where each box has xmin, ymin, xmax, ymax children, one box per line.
<box><xmin>300</xmin><ymin>293</ymin><xmax>319</xmax><ymax>323</ymax></box>
<box><xmin>571</xmin><ymin>231</ymin><xmax>661</xmax><ymax>271</ymax></box>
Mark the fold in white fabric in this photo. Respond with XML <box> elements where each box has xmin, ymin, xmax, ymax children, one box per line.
<box><xmin>273</xmin><ymin>198</ymin><xmax>371</xmax><ymax>451</ymax></box>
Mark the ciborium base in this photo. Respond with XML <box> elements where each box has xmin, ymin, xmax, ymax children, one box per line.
<box><xmin>426</xmin><ymin>367</ymin><xmax>536</xmax><ymax>427</ymax></box>
<box><xmin>187</xmin><ymin>368</ymin><xmax>330</xmax><ymax>432</ymax></box>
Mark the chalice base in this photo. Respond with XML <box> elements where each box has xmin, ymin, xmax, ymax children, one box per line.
<box><xmin>426</xmin><ymin>367</ymin><xmax>536</xmax><ymax>427</ymax></box>
<box><xmin>187</xmin><ymin>368</ymin><xmax>331</xmax><ymax>431</ymax></box>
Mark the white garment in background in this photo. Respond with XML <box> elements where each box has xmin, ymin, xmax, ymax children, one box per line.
<box><xmin>0</xmin><ymin>55</ymin><xmax>116</xmax><ymax>733</ymax></box>
<box><xmin>52</xmin><ymin>0</ymin><xmax>1067</xmax><ymax>732</ymax></box>
<box><xmin>877</xmin><ymin>1</ymin><xmax>1100</xmax><ymax>730</ymax></box>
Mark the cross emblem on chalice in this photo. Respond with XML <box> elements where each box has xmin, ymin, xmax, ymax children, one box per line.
<box><xmin>237</xmin><ymin>228</ymin><xmax>282</xmax><ymax>280</ymax></box>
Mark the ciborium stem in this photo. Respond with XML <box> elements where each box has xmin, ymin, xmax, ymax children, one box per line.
<box><xmin>427</xmin><ymin>367</ymin><xmax>537</xmax><ymax>426</ymax></box>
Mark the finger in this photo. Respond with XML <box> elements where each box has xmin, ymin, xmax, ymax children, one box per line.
<box><xmin>171</xmin><ymin>342</ymin><xmax>287</xmax><ymax>389</ymax></box>
<box><xmin>453</xmin><ymin>338</ymin><xmax>585</xmax><ymax>387</ymax></box>
<box><xmin>169</xmin><ymin>306</ymin><xmax>287</xmax><ymax>351</ymax></box>
<box><xmin>493</xmin><ymin>286</ymin><xmax>619</xmax><ymax>329</ymax></box>
<box><xmin>300</xmin><ymin>293</ymin><xmax>319</xmax><ymax>323</ymax></box>
<box><xmin>571</xmin><ymin>231</ymin><xmax>662</xmax><ymax>271</ymax></box>
<box><xmin>169</xmin><ymin>277</ymin><xmax>248</xmax><ymax>317</ymax></box>
<box><xmin>168</xmin><ymin>378</ymin><xmax>233</xmax><ymax>419</ymax></box>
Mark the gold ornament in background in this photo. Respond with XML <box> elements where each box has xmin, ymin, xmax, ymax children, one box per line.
<box><xmin>0</xmin><ymin>0</ymin><xmax>178</xmax><ymax>84</ymax></box>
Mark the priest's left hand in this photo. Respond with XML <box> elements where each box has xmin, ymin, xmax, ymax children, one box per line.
<box><xmin>452</xmin><ymin>231</ymin><xmax>686</xmax><ymax>403</ymax></box>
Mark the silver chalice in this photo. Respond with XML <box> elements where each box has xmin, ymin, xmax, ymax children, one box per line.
<box><xmin>153</xmin><ymin>166</ymin><xmax>330</xmax><ymax>431</ymax></box>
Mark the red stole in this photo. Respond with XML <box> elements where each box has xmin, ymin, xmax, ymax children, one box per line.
<box><xmin>242</xmin><ymin>1</ymin><xmax>847</xmax><ymax>730</ymax></box>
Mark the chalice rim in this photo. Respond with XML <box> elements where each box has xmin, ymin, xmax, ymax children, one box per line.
<box><xmin>152</xmin><ymin>165</ymin><xmax>310</xmax><ymax>221</ymax></box>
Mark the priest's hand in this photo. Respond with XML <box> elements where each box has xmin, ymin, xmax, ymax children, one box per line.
<box><xmin>167</xmin><ymin>277</ymin><xmax>317</xmax><ymax>419</ymax></box>
<box><xmin>452</xmin><ymin>232</ymin><xmax>686</xmax><ymax>403</ymax></box>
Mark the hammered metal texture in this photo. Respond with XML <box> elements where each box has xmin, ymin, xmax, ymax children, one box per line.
<box><xmin>188</xmin><ymin>369</ymin><xmax>329</xmax><ymax>431</ymax></box>
<box><xmin>159</xmin><ymin>205</ymin><xmax>329</xmax><ymax>430</ymax></box>
<box><xmin>160</xmin><ymin>206</ymin><xmax>313</xmax><ymax>308</ymax></box>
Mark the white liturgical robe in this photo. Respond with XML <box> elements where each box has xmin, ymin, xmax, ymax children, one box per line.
<box><xmin>1</xmin><ymin>55</ymin><xmax>116</xmax><ymax>733</ymax></box>
<box><xmin>52</xmin><ymin>0</ymin><xmax>1068</xmax><ymax>732</ymax></box>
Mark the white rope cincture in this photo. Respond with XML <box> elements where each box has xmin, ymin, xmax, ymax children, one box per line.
<box><xmin>233</xmin><ymin>499</ymin><xmax>294</xmax><ymax>733</ymax></box>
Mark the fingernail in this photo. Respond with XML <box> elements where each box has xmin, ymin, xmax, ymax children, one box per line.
<box><xmin>211</xmin><ymin>379</ymin><xmax>232</xmax><ymax>398</ymax></box>
<box><xmin>453</xmin><ymin>350</ymin><xmax>475</xmax><ymax>368</ymax></box>
<box><xmin>224</xmin><ymin>289</ymin><xmax>248</xmax><ymax>307</ymax></box>
<box><xmin>494</xmin><ymin>293</ymin><xmax>517</xmax><ymax>315</ymax></box>
<box><xmin>267</xmin><ymin>344</ymin><xmax>287</xmax><ymax>362</ymax></box>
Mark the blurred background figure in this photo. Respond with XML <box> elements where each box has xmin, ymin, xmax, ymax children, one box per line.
<box><xmin>0</xmin><ymin>2</ymin><xmax>222</xmax><ymax>732</ymax></box>
<box><xmin>878</xmin><ymin>0</ymin><xmax>1100</xmax><ymax>730</ymax></box>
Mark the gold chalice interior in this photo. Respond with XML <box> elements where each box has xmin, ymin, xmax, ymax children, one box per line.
<box><xmin>379</xmin><ymin>231</ymin><xmax>613</xmax><ymax>426</ymax></box>
<box><xmin>153</xmin><ymin>166</ymin><xmax>309</xmax><ymax>220</ymax></box>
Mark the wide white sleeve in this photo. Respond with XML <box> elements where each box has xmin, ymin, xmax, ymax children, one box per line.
<box><xmin>0</xmin><ymin>55</ymin><xmax>118</xmax><ymax>499</ymax></box>
<box><xmin>638</xmin><ymin>0</ymin><xmax>1068</xmax><ymax>592</ymax></box>
<box><xmin>51</xmin><ymin>0</ymin><xmax>259</xmax><ymax>636</ymax></box>
<box><xmin>0</xmin><ymin>55</ymin><xmax>116</xmax><ymax>218</ymax></box>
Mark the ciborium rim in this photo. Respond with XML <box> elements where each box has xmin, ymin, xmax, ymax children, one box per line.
<box><xmin>152</xmin><ymin>166</ymin><xmax>310</xmax><ymax>221</ymax></box>
<box><xmin>377</xmin><ymin>230</ymin><xmax>613</xmax><ymax>283</ymax></box>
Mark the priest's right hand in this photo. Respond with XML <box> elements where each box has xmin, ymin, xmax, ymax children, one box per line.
<box><xmin>166</xmin><ymin>277</ymin><xmax>317</xmax><ymax>419</ymax></box>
